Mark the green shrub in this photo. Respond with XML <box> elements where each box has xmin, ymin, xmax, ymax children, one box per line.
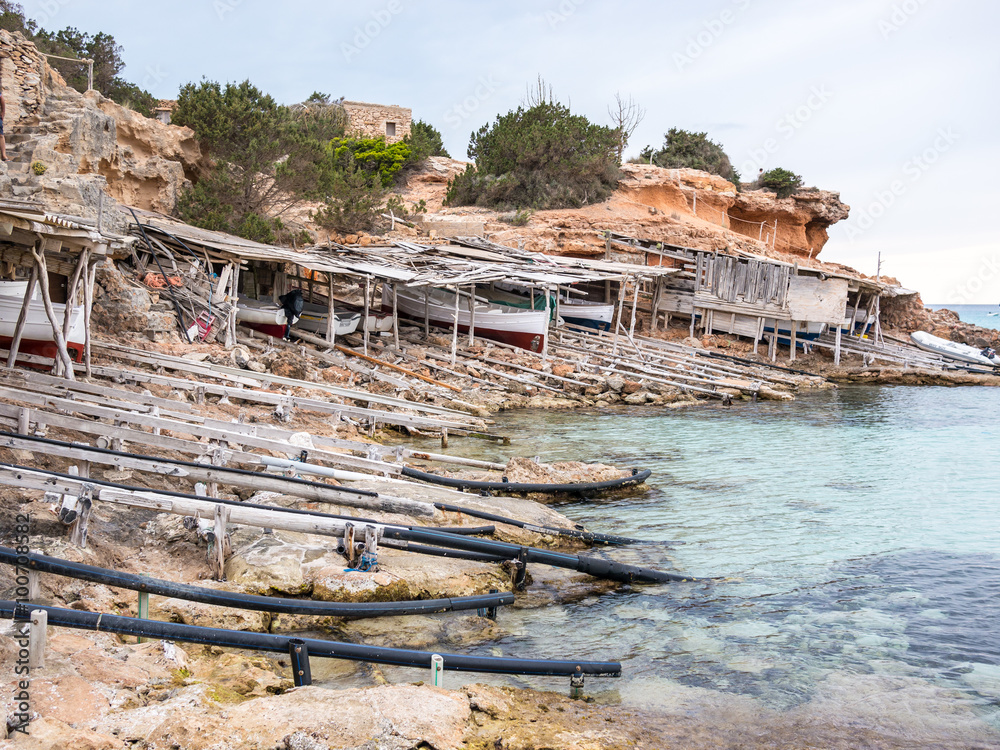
<box><xmin>312</xmin><ymin>160</ymin><xmax>388</xmax><ymax>234</ymax></box>
<box><xmin>445</xmin><ymin>100</ymin><xmax>619</xmax><ymax>211</ymax></box>
<box><xmin>758</xmin><ymin>167</ymin><xmax>803</xmax><ymax>198</ymax></box>
<box><xmin>405</xmin><ymin>120</ymin><xmax>450</xmax><ymax>161</ymax></box>
<box><xmin>324</xmin><ymin>137</ymin><xmax>411</xmax><ymax>188</ymax></box>
<box><xmin>642</xmin><ymin>128</ymin><xmax>737</xmax><ymax>182</ymax></box>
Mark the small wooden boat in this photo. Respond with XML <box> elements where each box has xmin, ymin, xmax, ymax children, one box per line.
<box><xmin>481</xmin><ymin>284</ymin><xmax>615</xmax><ymax>332</ymax></box>
<box><xmin>0</xmin><ymin>287</ymin><xmax>85</xmax><ymax>363</ymax></box>
<box><xmin>560</xmin><ymin>299</ymin><xmax>615</xmax><ymax>332</ymax></box>
<box><xmin>392</xmin><ymin>285</ymin><xmax>548</xmax><ymax>352</ymax></box>
<box><xmin>236</xmin><ymin>298</ymin><xmax>360</xmax><ymax>338</ymax></box>
<box><xmin>910</xmin><ymin>331</ymin><xmax>999</xmax><ymax>367</ymax></box>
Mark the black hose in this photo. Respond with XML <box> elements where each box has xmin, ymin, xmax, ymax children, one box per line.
<box><xmin>432</xmin><ymin>501</ymin><xmax>649</xmax><ymax>547</ymax></box>
<box><xmin>0</xmin><ymin>547</ymin><xmax>511</xmax><ymax>618</ymax></box>
<box><xmin>402</xmin><ymin>466</ymin><xmax>652</xmax><ymax>494</ymax></box>
<box><xmin>0</xmin><ymin>601</ymin><xmax>621</xmax><ymax>677</ymax></box>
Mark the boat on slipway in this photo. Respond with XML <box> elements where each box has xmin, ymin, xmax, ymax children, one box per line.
<box><xmin>236</xmin><ymin>298</ymin><xmax>360</xmax><ymax>339</ymax></box>
<box><xmin>391</xmin><ymin>285</ymin><xmax>548</xmax><ymax>352</ymax></box>
<box><xmin>0</xmin><ymin>280</ymin><xmax>86</xmax><ymax>363</ymax></box>
<box><xmin>910</xmin><ymin>330</ymin><xmax>999</xmax><ymax>368</ymax></box>
<box><xmin>481</xmin><ymin>283</ymin><xmax>616</xmax><ymax>332</ymax></box>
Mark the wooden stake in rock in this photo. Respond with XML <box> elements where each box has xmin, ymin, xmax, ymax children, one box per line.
<box><xmin>211</xmin><ymin>503</ymin><xmax>231</xmax><ymax>580</ymax></box>
<box><xmin>30</xmin><ymin>244</ymin><xmax>76</xmax><ymax>380</ymax></box>
<box><xmin>6</xmin><ymin>266</ymin><xmax>38</xmax><ymax>370</ymax></box>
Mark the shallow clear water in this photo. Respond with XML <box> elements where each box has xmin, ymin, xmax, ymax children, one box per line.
<box><xmin>392</xmin><ymin>386</ymin><xmax>1000</xmax><ymax>743</ymax></box>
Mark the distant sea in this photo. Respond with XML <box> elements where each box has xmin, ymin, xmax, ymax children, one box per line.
<box><xmin>926</xmin><ymin>303</ymin><xmax>999</xmax><ymax>330</ymax></box>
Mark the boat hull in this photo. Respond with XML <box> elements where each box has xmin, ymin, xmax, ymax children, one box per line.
<box><xmin>392</xmin><ymin>286</ymin><xmax>547</xmax><ymax>352</ymax></box>
<box><xmin>911</xmin><ymin>331</ymin><xmax>999</xmax><ymax>367</ymax></box>
<box><xmin>0</xmin><ymin>294</ymin><xmax>85</xmax><ymax>366</ymax></box>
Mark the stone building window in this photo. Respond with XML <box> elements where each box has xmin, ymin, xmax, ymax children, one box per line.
<box><xmin>385</xmin><ymin>122</ymin><xmax>396</xmax><ymax>137</ymax></box>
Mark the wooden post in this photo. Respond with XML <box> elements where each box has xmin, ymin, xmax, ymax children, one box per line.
<box><xmin>467</xmin><ymin>285</ymin><xmax>476</xmax><ymax>346</ymax></box>
<box><xmin>789</xmin><ymin>323</ymin><xmax>797</xmax><ymax>362</ymax></box>
<box><xmin>6</xmin><ymin>266</ymin><xmax>38</xmax><ymax>370</ymax></box>
<box><xmin>136</xmin><ymin>586</ymin><xmax>149</xmax><ymax>643</ymax></box>
<box><xmin>450</xmin><ymin>286</ymin><xmax>459</xmax><ymax>366</ymax></box>
<box><xmin>29</xmin><ymin>609</ymin><xmax>47</xmax><ymax>669</ymax></box>
<box><xmin>62</xmin><ymin>249</ymin><xmax>88</xmax><ymax>342</ymax></box>
<box><xmin>423</xmin><ymin>288</ymin><xmax>430</xmax><ymax>337</ymax></box>
<box><xmin>611</xmin><ymin>280</ymin><xmax>626</xmax><ymax>356</ymax></box>
<box><xmin>226</xmin><ymin>264</ymin><xmax>240</xmax><ymax>348</ymax></box>
<box><xmin>211</xmin><ymin>503</ymin><xmax>230</xmax><ymax>580</ymax></box>
<box><xmin>542</xmin><ymin>285</ymin><xmax>551</xmax><ymax>364</ymax></box>
<box><xmin>69</xmin><ymin>484</ymin><xmax>93</xmax><ymax>548</ymax></box>
<box><xmin>17</xmin><ymin>407</ymin><xmax>29</xmax><ymax>435</ymax></box>
<box><xmin>344</xmin><ymin>522</ymin><xmax>356</xmax><ymax>567</ymax></box>
<box><xmin>363</xmin><ymin>276</ymin><xmax>371</xmax><ymax>355</ymax></box>
<box><xmin>27</xmin><ymin>570</ymin><xmax>40</xmax><ymax>601</ymax></box>
<box><xmin>628</xmin><ymin>279</ymin><xmax>640</xmax><ymax>340</ymax></box>
<box><xmin>753</xmin><ymin>317</ymin><xmax>764</xmax><ymax>355</ymax></box>
<box><xmin>441</xmin><ymin>427</ymin><xmax>448</xmax><ymax>449</ymax></box>
<box><xmin>392</xmin><ymin>285</ymin><xmax>400</xmax><ymax>349</ymax></box>
<box><xmin>83</xmin><ymin>256</ymin><xmax>97</xmax><ymax>377</ymax></box>
<box><xmin>325</xmin><ymin>275</ymin><xmax>336</xmax><ymax>344</ymax></box>
<box><xmin>834</xmin><ymin>325</ymin><xmax>842</xmax><ymax>365</ymax></box>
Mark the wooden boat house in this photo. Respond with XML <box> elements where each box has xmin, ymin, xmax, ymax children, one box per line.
<box><xmin>0</xmin><ymin>198</ymin><xmax>133</xmax><ymax>377</ymax></box>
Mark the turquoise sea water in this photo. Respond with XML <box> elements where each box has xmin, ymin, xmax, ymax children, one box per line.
<box><xmin>927</xmin><ymin>303</ymin><xmax>1000</xmax><ymax>330</ymax></box>
<box><xmin>395</xmin><ymin>387</ymin><xmax>1000</xmax><ymax>746</ymax></box>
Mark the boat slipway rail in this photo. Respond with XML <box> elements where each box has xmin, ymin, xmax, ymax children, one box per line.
<box><xmin>401</xmin><ymin>465</ymin><xmax>653</xmax><ymax>496</ymax></box>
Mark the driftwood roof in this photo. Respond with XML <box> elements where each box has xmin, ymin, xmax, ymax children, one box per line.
<box><xmin>127</xmin><ymin>209</ymin><xmax>680</xmax><ymax>289</ymax></box>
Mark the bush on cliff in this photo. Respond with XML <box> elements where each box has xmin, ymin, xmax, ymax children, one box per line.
<box><xmin>444</xmin><ymin>100</ymin><xmax>619</xmax><ymax>210</ymax></box>
<box><xmin>758</xmin><ymin>167</ymin><xmax>803</xmax><ymax>199</ymax></box>
<box><xmin>638</xmin><ymin>128</ymin><xmax>738</xmax><ymax>184</ymax></box>
<box><xmin>406</xmin><ymin>120</ymin><xmax>450</xmax><ymax>161</ymax></box>
<box><xmin>174</xmin><ymin>79</ymin><xmax>354</xmax><ymax>243</ymax></box>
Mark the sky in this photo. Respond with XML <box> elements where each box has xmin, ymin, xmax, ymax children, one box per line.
<box><xmin>18</xmin><ymin>0</ymin><xmax>1000</xmax><ymax>303</ymax></box>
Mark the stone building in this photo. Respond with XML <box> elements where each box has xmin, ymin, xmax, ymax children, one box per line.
<box><xmin>342</xmin><ymin>100</ymin><xmax>411</xmax><ymax>143</ymax></box>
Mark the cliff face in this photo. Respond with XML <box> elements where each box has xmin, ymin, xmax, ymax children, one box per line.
<box><xmin>397</xmin><ymin>160</ymin><xmax>852</xmax><ymax>263</ymax></box>
<box><xmin>0</xmin><ymin>30</ymin><xmax>202</xmax><ymax>218</ymax></box>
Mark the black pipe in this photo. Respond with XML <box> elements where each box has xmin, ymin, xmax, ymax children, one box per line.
<box><xmin>1</xmin><ymin>462</ymin><xmax>703</xmax><ymax>584</ymax></box>
<box><xmin>0</xmin><ymin>601</ymin><xmax>622</xmax><ymax>677</ymax></box>
<box><xmin>0</xmin><ymin>547</ymin><xmax>512</xmax><ymax>618</ymax></box>
<box><xmin>402</xmin><ymin>466</ymin><xmax>652</xmax><ymax>495</ymax></box>
<box><xmin>380</xmin><ymin>540</ymin><xmax>507</xmax><ymax>564</ymax></box>
<box><xmin>432</xmin><ymin>501</ymin><xmax>650</xmax><ymax>547</ymax></box>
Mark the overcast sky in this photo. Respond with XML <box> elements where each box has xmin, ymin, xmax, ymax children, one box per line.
<box><xmin>19</xmin><ymin>0</ymin><xmax>1000</xmax><ymax>303</ymax></box>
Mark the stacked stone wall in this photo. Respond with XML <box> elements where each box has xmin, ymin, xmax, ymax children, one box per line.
<box><xmin>0</xmin><ymin>29</ymin><xmax>52</xmax><ymax>128</ymax></box>
<box><xmin>343</xmin><ymin>100</ymin><xmax>411</xmax><ymax>143</ymax></box>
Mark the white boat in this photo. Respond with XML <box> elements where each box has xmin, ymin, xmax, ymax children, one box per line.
<box><xmin>237</xmin><ymin>298</ymin><xmax>360</xmax><ymax>338</ymax></box>
<box><xmin>391</xmin><ymin>285</ymin><xmax>548</xmax><ymax>352</ymax></box>
<box><xmin>560</xmin><ymin>299</ymin><xmax>615</xmax><ymax>332</ymax></box>
<box><xmin>910</xmin><ymin>331</ymin><xmax>999</xmax><ymax>367</ymax></box>
<box><xmin>0</xmin><ymin>291</ymin><xmax>86</xmax><ymax>363</ymax></box>
<box><xmin>297</xmin><ymin>302</ymin><xmax>362</xmax><ymax>336</ymax></box>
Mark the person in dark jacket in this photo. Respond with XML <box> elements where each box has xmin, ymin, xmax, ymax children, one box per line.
<box><xmin>278</xmin><ymin>289</ymin><xmax>305</xmax><ymax>339</ymax></box>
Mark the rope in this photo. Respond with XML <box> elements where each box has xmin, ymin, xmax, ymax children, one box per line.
<box><xmin>344</xmin><ymin>551</ymin><xmax>378</xmax><ymax>573</ymax></box>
